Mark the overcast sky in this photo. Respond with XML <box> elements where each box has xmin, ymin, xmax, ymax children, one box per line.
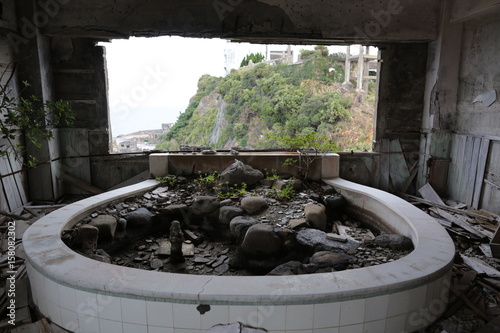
<box><xmin>101</xmin><ymin>37</ymin><xmax>367</xmax><ymax>137</ymax></box>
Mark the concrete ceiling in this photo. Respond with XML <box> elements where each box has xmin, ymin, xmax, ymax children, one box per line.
<box><xmin>38</xmin><ymin>0</ymin><xmax>442</xmax><ymax>44</ymax></box>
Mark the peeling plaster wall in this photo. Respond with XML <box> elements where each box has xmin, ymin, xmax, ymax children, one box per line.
<box><xmin>446</xmin><ymin>11</ymin><xmax>500</xmax><ymax>213</ymax></box>
<box><xmin>456</xmin><ymin>13</ymin><xmax>500</xmax><ymax>137</ymax></box>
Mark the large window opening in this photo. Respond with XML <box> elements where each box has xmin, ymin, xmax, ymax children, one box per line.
<box><xmin>100</xmin><ymin>37</ymin><xmax>378</xmax><ymax>154</ymax></box>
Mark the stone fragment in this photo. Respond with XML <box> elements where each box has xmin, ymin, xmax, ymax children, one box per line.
<box><xmin>79</xmin><ymin>224</ymin><xmax>98</xmax><ymax>251</ymax></box>
<box><xmin>240</xmin><ymin>196</ymin><xmax>268</xmax><ymax>215</ymax></box>
<box><xmin>219</xmin><ymin>206</ymin><xmax>245</xmax><ymax>226</ymax></box>
<box><xmin>371</xmin><ymin>234</ymin><xmax>413</xmax><ymax>251</ymax></box>
<box><xmin>229</xmin><ymin>216</ymin><xmax>260</xmax><ymax>242</ymax></box>
<box><xmin>150</xmin><ymin>259</ymin><xmax>163</xmax><ymax>269</ymax></box>
<box><xmin>296</xmin><ymin>228</ymin><xmax>360</xmax><ymax>253</ymax></box>
<box><xmin>89</xmin><ymin>215</ymin><xmax>117</xmax><ymax>241</ymax></box>
<box><xmin>193</xmin><ymin>257</ymin><xmax>211</xmax><ymax>265</ymax></box>
<box><xmin>191</xmin><ymin>196</ymin><xmax>220</xmax><ymax>215</ymax></box>
<box><xmin>326</xmin><ymin>233</ymin><xmax>348</xmax><ymax>243</ymax></box>
<box><xmin>214</xmin><ymin>263</ymin><xmax>229</xmax><ymax>275</ymax></box>
<box><xmin>240</xmin><ymin>224</ymin><xmax>282</xmax><ymax>256</ymax></box>
<box><xmin>309</xmin><ymin>251</ymin><xmax>351</xmax><ymax>270</ymax></box>
<box><xmin>124</xmin><ymin>207</ymin><xmax>154</xmax><ymax>228</ymax></box>
<box><xmin>220</xmin><ymin>159</ymin><xmax>264</xmax><ymax>186</ymax></box>
<box><xmin>304</xmin><ymin>203</ymin><xmax>327</xmax><ymax>231</ymax></box>
<box><xmin>160</xmin><ymin>204</ymin><xmax>191</xmax><ymax>220</ymax></box>
<box><xmin>289</xmin><ymin>218</ymin><xmax>308</xmax><ymax>230</ymax></box>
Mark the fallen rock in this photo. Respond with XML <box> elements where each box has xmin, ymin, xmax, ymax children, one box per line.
<box><xmin>267</xmin><ymin>261</ymin><xmax>305</xmax><ymax>276</ymax></box>
<box><xmin>240</xmin><ymin>224</ymin><xmax>282</xmax><ymax>256</ymax></box>
<box><xmin>219</xmin><ymin>206</ymin><xmax>245</xmax><ymax>226</ymax></box>
<box><xmin>370</xmin><ymin>234</ymin><xmax>413</xmax><ymax>251</ymax></box>
<box><xmin>289</xmin><ymin>218</ymin><xmax>308</xmax><ymax>230</ymax></box>
<box><xmin>89</xmin><ymin>215</ymin><xmax>117</xmax><ymax>241</ymax></box>
<box><xmin>124</xmin><ymin>208</ymin><xmax>154</xmax><ymax>228</ymax></box>
<box><xmin>241</xmin><ymin>196</ymin><xmax>268</xmax><ymax>215</ymax></box>
<box><xmin>324</xmin><ymin>194</ymin><xmax>346</xmax><ymax>218</ymax></box>
<box><xmin>191</xmin><ymin>196</ymin><xmax>220</xmax><ymax>216</ymax></box>
<box><xmin>309</xmin><ymin>251</ymin><xmax>351</xmax><ymax>270</ymax></box>
<box><xmin>160</xmin><ymin>204</ymin><xmax>191</xmax><ymax>220</ymax></box>
<box><xmin>304</xmin><ymin>203</ymin><xmax>327</xmax><ymax>231</ymax></box>
<box><xmin>220</xmin><ymin>160</ymin><xmax>264</xmax><ymax>186</ymax></box>
<box><xmin>296</xmin><ymin>228</ymin><xmax>359</xmax><ymax>253</ymax></box>
<box><xmin>229</xmin><ymin>216</ymin><xmax>260</xmax><ymax>242</ymax></box>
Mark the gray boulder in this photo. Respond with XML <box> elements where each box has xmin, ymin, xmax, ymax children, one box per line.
<box><xmin>371</xmin><ymin>234</ymin><xmax>413</xmax><ymax>251</ymax></box>
<box><xmin>124</xmin><ymin>208</ymin><xmax>154</xmax><ymax>228</ymax></box>
<box><xmin>89</xmin><ymin>215</ymin><xmax>117</xmax><ymax>241</ymax></box>
<box><xmin>309</xmin><ymin>250</ymin><xmax>351</xmax><ymax>270</ymax></box>
<box><xmin>161</xmin><ymin>204</ymin><xmax>191</xmax><ymax>220</ymax></box>
<box><xmin>192</xmin><ymin>196</ymin><xmax>220</xmax><ymax>216</ymax></box>
<box><xmin>240</xmin><ymin>224</ymin><xmax>282</xmax><ymax>256</ymax></box>
<box><xmin>241</xmin><ymin>196</ymin><xmax>268</xmax><ymax>215</ymax></box>
<box><xmin>296</xmin><ymin>228</ymin><xmax>359</xmax><ymax>253</ymax></box>
<box><xmin>220</xmin><ymin>160</ymin><xmax>264</xmax><ymax>186</ymax></box>
<box><xmin>304</xmin><ymin>203</ymin><xmax>327</xmax><ymax>231</ymax></box>
<box><xmin>219</xmin><ymin>206</ymin><xmax>245</xmax><ymax>226</ymax></box>
<box><xmin>229</xmin><ymin>216</ymin><xmax>259</xmax><ymax>242</ymax></box>
<box><xmin>267</xmin><ymin>261</ymin><xmax>305</xmax><ymax>276</ymax></box>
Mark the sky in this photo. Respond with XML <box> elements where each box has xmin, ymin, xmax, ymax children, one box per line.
<box><xmin>101</xmin><ymin>37</ymin><xmax>369</xmax><ymax>137</ymax></box>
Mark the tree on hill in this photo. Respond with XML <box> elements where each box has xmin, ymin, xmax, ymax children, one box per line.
<box><xmin>240</xmin><ymin>53</ymin><xmax>265</xmax><ymax>67</ymax></box>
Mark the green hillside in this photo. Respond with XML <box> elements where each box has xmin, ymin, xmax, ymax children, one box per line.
<box><xmin>157</xmin><ymin>46</ymin><xmax>375</xmax><ymax>151</ymax></box>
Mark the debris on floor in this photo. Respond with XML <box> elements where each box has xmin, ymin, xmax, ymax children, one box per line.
<box><xmin>402</xmin><ymin>183</ymin><xmax>500</xmax><ymax>333</ymax></box>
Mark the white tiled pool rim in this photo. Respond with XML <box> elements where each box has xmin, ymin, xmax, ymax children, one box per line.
<box><xmin>23</xmin><ymin>153</ymin><xmax>455</xmax><ymax>332</ymax></box>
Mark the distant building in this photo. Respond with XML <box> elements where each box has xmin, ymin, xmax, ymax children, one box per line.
<box><xmin>112</xmin><ymin>123</ymin><xmax>173</xmax><ymax>153</ymax></box>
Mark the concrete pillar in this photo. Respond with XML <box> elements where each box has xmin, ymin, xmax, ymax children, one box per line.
<box><xmin>417</xmin><ymin>0</ymin><xmax>463</xmax><ymax>189</ymax></box>
<box><xmin>15</xmin><ymin>0</ymin><xmax>58</xmax><ymax>202</ymax></box>
<box><xmin>344</xmin><ymin>45</ymin><xmax>351</xmax><ymax>83</ymax></box>
<box><xmin>356</xmin><ymin>45</ymin><xmax>364</xmax><ymax>91</ymax></box>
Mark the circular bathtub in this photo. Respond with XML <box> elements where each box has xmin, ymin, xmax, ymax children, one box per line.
<box><xmin>23</xmin><ymin>154</ymin><xmax>455</xmax><ymax>333</ymax></box>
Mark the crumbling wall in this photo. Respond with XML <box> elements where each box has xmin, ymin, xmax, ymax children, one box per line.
<box><xmin>447</xmin><ymin>12</ymin><xmax>500</xmax><ymax>214</ymax></box>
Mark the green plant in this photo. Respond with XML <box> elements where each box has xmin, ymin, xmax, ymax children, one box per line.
<box><xmin>264</xmin><ymin>169</ymin><xmax>279</xmax><ymax>181</ymax></box>
<box><xmin>215</xmin><ymin>182</ymin><xmax>247</xmax><ymax>199</ymax></box>
<box><xmin>267</xmin><ymin>179</ymin><xmax>296</xmax><ymax>201</ymax></box>
<box><xmin>155</xmin><ymin>174</ymin><xmax>178</xmax><ymax>187</ymax></box>
<box><xmin>1</xmin><ymin>65</ymin><xmax>74</xmax><ymax>167</ymax></box>
<box><xmin>196</xmin><ymin>171</ymin><xmax>220</xmax><ymax>190</ymax></box>
<box><xmin>267</xmin><ymin>131</ymin><xmax>337</xmax><ymax>180</ymax></box>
